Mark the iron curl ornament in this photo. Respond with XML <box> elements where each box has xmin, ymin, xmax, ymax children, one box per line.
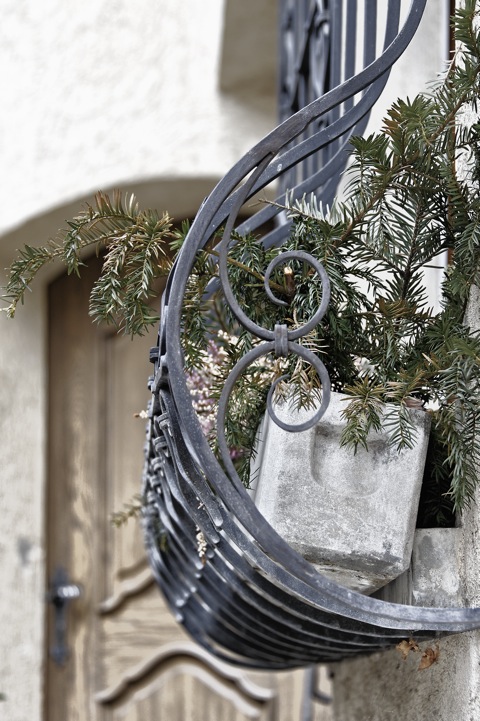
<box><xmin>143</xmin><ymin>0</ymin><xmax>480</xmax><ymax>669</ymax></box>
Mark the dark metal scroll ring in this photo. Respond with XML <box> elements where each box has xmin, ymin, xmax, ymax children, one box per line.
<box><xmin>266</xmin><ymin>342</ymin><xmax>331</xmax><ymax>433</ymax></box>
<box><xmin>216</xmin><ymin>340</ymin><xmax>331</xmax><ymax>487</ymax></box>
<box><xmin>264</xmin><ymin>251</ymin><xmax>331</xmax><ymax>340</ymax></box>
<box><xmin>274</xmin><ymin>324</ymin><xmax>289</xmax><ymax>357</ymax></box>
<box><xmin>216</xmin><ymin>341</ymin><xmax>277</xmax><ymax>487</ymax></box>
<box><xmin>217</xmin><ymin>153</ymin><xmax>278</xmax><ymax>343</ymax></box>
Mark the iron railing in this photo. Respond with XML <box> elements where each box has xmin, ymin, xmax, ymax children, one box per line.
<box><xmin>143</xmin><ymin>0</ymin><xmax>480</xmax><ymax>669</ymax></box>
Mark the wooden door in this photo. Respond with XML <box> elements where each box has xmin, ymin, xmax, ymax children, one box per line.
<box><xmin>45</xmin><ymin>257</ymin><xmax>331</xmax><ymax>720</ymax></box>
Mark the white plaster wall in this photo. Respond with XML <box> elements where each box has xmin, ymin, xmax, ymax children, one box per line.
<box><xmin>0</xmin><ymin>293</ymin><xmax>46</xmax><ymax>720</ymax></box>
<box><xmin>367</xmin><ymin>0</ymin><xmax>450</xmax><ymax>134</ymax></box>
<box><xmin>1</xmin><ymin>0</ymin><xmax>276</xmax><ymax>237</ymax></box>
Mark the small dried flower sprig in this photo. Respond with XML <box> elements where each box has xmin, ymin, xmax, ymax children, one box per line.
<box><xmin>186</xmin><ymin>339</ymin><xmax>229</xmax><ymax>444</ymax></box>
<box><xmin>185</xmin><ymin>333</ymin><xmax>281</xmax><ymax>484</ymax></box>
<box><xmin>195</xmin><ymin>526</ymin><xmax>208</xmax><ymax>565</ymax></box>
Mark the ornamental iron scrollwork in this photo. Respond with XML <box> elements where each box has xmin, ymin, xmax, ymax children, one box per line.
<box><xmin>143</xmin><ymin>0</ymin><xmax>480</xmax><ymax>669</ymax></box>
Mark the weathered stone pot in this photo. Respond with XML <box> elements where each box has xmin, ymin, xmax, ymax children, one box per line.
<box><xmin>375</xmin><ymin>527</ymin><xmax>464</xmax><ymax>607</ymax></box>
<box><xmin>251</xmin><ymin>392</ymin><xmax>431</xmax><ymax>593</ymax></box>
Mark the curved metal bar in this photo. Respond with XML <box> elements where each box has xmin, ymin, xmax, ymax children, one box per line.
<box><xmin>143</xmin><ymin>384</ymin><xmax>480</xmax><ymax>672</ymax></box>
<box><xmin>152</xmin><ymin>387</ymin><xmax>480</xmax><ymax>635</ymax></box>
<box><xmin>207</xmin><ymin>28</ymin><xmax>396</xmax><ymax>241</ymax></box>
<box><xmin>141</xmin><ymin>0</ymin><xmax>480</xmax><ymax>670</ymax></box>
<box><xmin>172</xmin><ymin>0</ymin><xmax>423</xmax><ymax>274</ymax></box>
<box><xmin>160</xmin><ymin>0</ymin><xmax>430</xmax><ymax>500</ymax></box>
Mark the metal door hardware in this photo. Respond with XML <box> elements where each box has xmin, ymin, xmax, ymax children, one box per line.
<box><xmin>47</xmin><ymin>566</ymin><xmax>82</xmax><ymax>666</ymax></box>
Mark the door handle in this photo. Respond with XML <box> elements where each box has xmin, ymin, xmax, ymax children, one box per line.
<box><xmin>47</xmin><ymin>566</ymin><xmax>82</xmax><ymax>666</ymax></box>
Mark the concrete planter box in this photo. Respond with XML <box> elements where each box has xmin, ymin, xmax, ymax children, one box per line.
<box><xmin>251</xmin><ymin>392</ymin><xmax>431</xmax><ymax>593</ymax></box>
<box><xmin>376</xmin><ymin>527</ymin><xmax>464</xmax><ymax>607</ymax></box>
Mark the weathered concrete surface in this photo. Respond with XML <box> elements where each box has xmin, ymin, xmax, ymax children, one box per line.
<box><xmin>331</xmin><ymin>632</ymin><xmax>480</xmax><ymax>721</ymax></box>
<box><xmin>411</xmin><ymin>528</ymin><xmax>464</xmax><ymax>608</ymax></box>
<box><xmin>254</xmin><ymin>392</ymin><xmax>430</xmax><ymax>592</ymax></box>
<box><xmin>332</xmin><ymin>522</ymin><xmax>480</xmax><ymax>721</ymax></box>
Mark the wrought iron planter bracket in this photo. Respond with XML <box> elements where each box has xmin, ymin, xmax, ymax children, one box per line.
<box><xmin>143</xmin><ymin>0</ymin><xmax>480</xmax><ymax>669</ymax></box>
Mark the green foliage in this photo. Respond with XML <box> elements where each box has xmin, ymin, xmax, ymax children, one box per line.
<box><xmin>3</xmin><ymin>1</ymin><xmax>480</xmax><ymax>523</ymax></box>
<box><xmin>110</xmin><ymin>493</ymin><xmax>144</xmax><ymax>527</ymax></box>
<box><xmin>3</xmin><ymin>190</ymin><xmax>175</xmax><ymax>336</ymax></box>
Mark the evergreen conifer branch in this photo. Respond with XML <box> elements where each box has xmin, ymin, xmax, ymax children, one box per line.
<box><xmin>2</xmin><ymin>190</ymin><xmax>176</xmax><ymax>335</ymax></box>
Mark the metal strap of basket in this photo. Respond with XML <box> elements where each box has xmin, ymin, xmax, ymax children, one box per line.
<box><xmin>143</xmin><ymin>0</ymin><xmax>480</xmax><ymax>669</ymax></box>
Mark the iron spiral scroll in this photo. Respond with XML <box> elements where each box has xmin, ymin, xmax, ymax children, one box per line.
<box><xmin>143</xmin><ymin>0</ymin><xmax>480</xmax><ymax>668</ymax></box>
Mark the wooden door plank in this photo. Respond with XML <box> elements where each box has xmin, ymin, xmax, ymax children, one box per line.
<box><xmin>46</xmin><ymin>257</ymin><xmax>107</xmax><ymax>721</ymax></box>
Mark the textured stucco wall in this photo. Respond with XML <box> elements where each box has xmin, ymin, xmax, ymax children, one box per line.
<box><xmin>1</xmin><ymin>0</ymin><xmax>277</xmax><ymax>238</ymax></box>
<box><xmin>0</xmin><ymin>300</ymin><xmax>46</xmax><ymax>720</ymax></box>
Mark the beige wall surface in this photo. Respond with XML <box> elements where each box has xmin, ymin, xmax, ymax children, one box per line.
<box><xmin>1</xmin><ymin>0</ymin><xmax>277</xmax><ymax>238</ymax></box>
<box><xmin>0</xmin><ymin>2</ymin><xmax>447</xmax><ymax>720</ymax></box>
